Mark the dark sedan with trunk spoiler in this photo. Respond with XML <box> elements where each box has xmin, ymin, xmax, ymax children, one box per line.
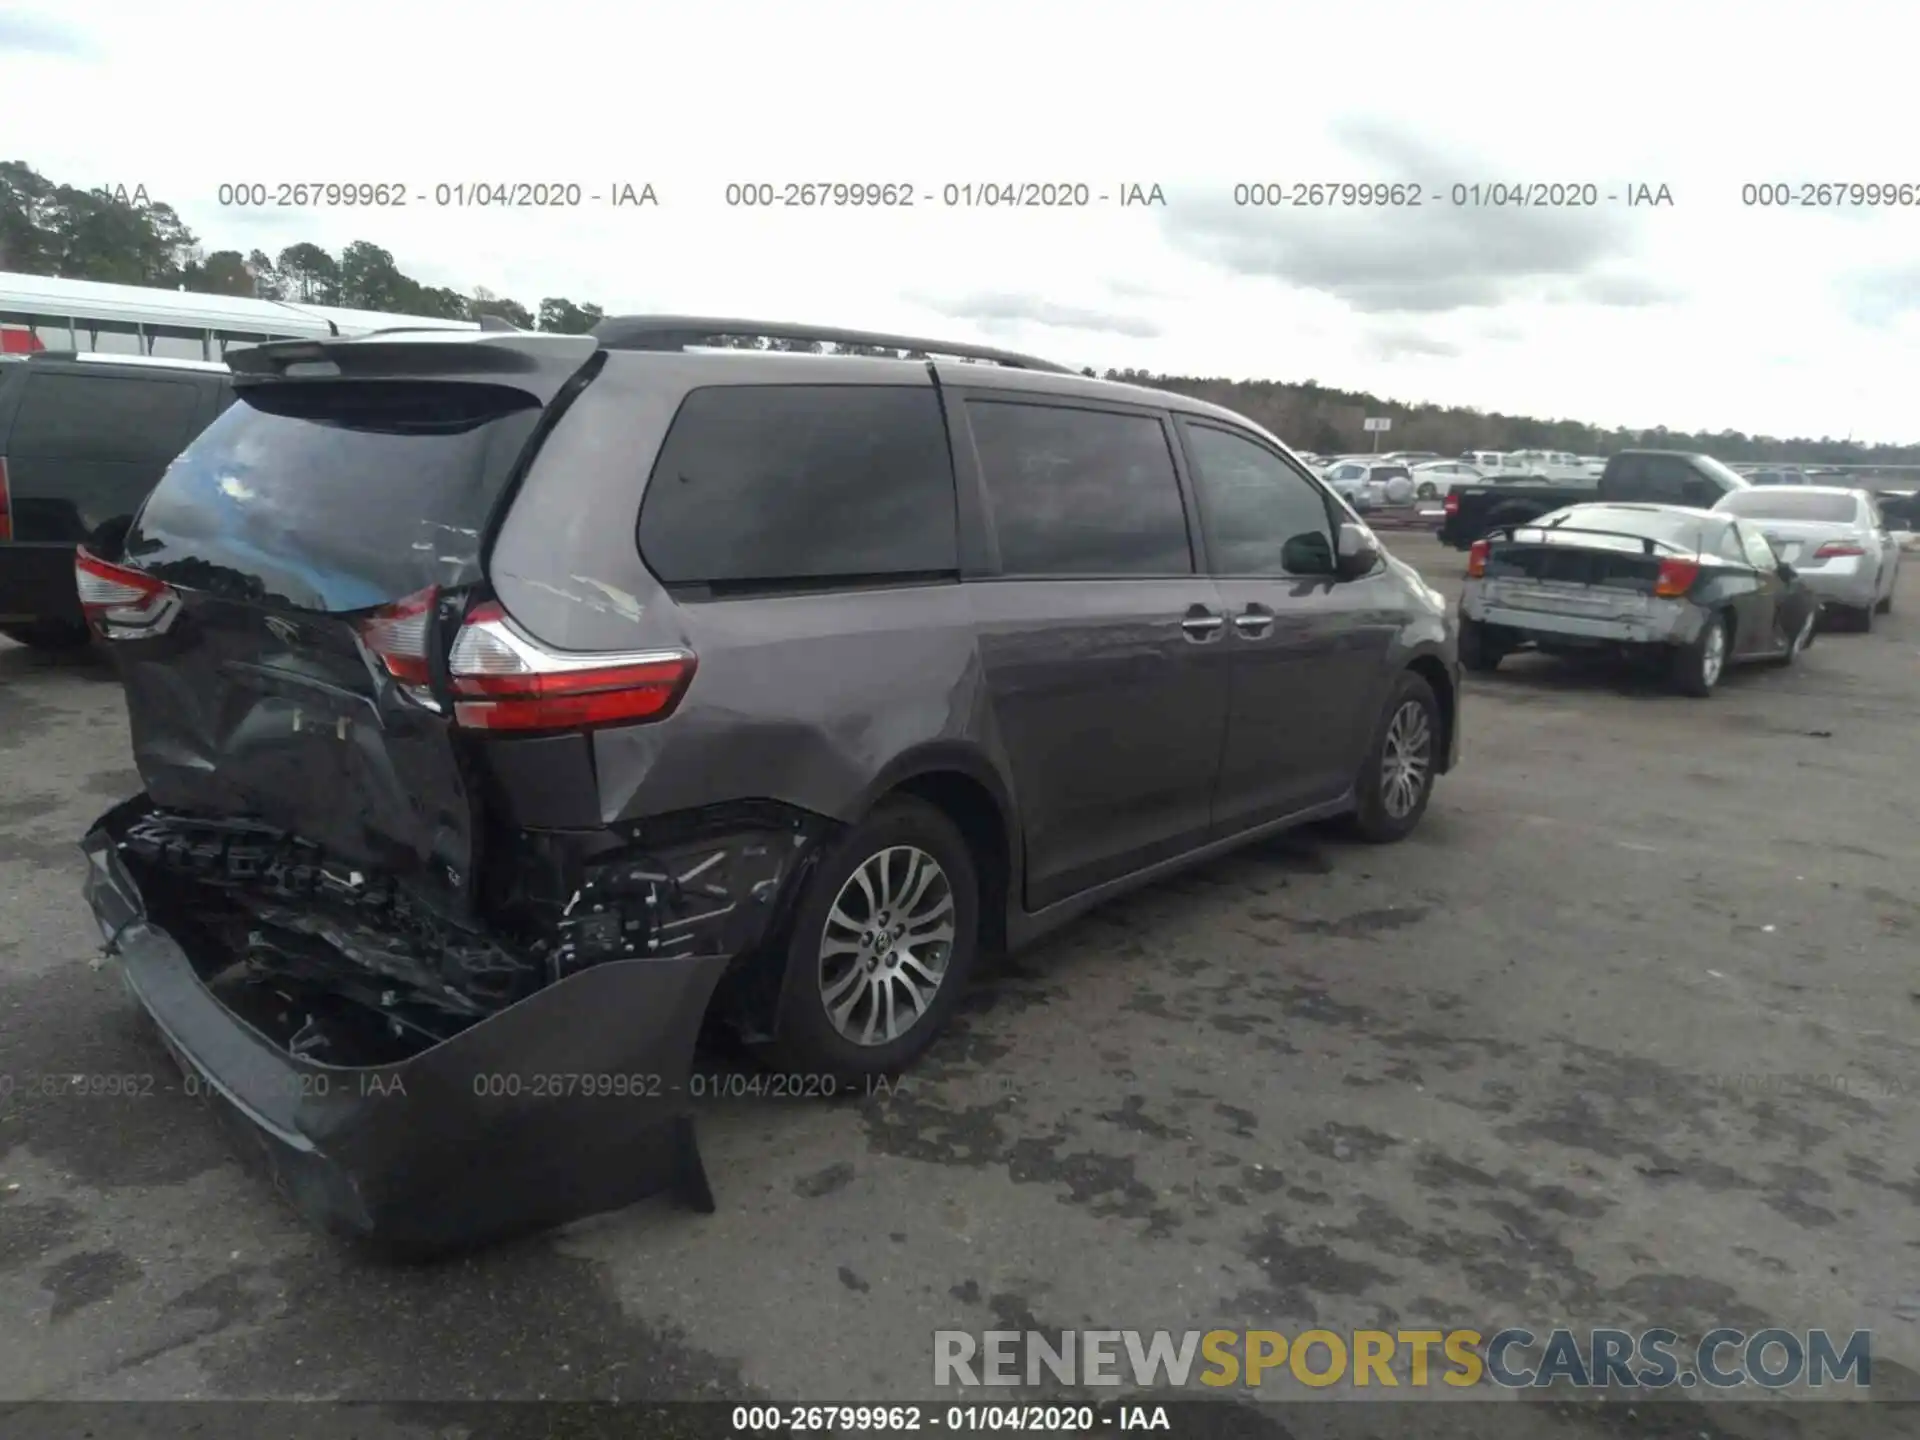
<box><xmin>1457</xmin><ymin>503</ymin><xmax>1819</xmax><ymax>696</ymax></box>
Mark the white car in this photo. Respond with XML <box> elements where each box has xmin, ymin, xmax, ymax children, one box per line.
<box><xmin>1407</xmin><ymin>460</ymin><xmax>1485</xmax><ymax>500</ymax></box>
<box><xmin>1320</xmin><ymin>458</ymin><xmax>1391</xmax><ymax>509</ymax></box>
<box><xmin>1714</xmin><ymin>486</ymin><xmax>1901</xmax><ymax>631</ymax></box>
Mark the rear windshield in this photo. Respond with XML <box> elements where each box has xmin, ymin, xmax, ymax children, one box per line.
<box><xmin>1718</xmin><ymin>490</ymin><xmax>1857</xmax><ymax>522</ymax></box>
<box><xmin>1370</xmin><ymin>466</ymin><xmax>1411</xmax><ymax>481</ymax></box>
<box><xmin>125</xmin><ymin>380</ymin><xmax>541</xmax><ymax>612</ymax></box>
<box><xmin>1515</xmin><ymin>506</ymin><xmax>1704</xmax><ymax>553</ymax></box>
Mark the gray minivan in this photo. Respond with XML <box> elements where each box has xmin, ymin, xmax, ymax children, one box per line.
<box><xmin>78</xmin><ymin>318</ymin><xmax>1462</xmax><ymax>1251</ymax></box>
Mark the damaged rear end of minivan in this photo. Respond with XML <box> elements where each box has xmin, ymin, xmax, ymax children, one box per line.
<box><xmin>78</xmin><ymin>332</ymin><xmax>823</xmax><ymax>1256</ymax></box>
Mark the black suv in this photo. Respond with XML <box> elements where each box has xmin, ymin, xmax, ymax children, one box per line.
<box><xmin>0</xmin><ymin>351</ymin><xmax>233</xmax><ymax>648</ymax></box>
<box><xmin>79</xmin><ymin>318</ymin><xmax>1461</xmax><ymax>1252</ymax></box>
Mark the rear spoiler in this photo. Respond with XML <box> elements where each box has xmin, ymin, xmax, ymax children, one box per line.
<box><xmin>225</xmin><ymin>332</ymin><xmax>598</xmax><ymax>403</ymax></box>
<box><xmin>1486</xmin><ymin>523</ymin><xmax>1690</xmax><ymax>556</ymax></box>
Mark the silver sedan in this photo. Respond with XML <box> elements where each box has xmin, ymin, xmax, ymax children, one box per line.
<box><xmin>1712</xmin><ymin>486</ymin><xmax>1901</xmax><ymax>632</ymax></box>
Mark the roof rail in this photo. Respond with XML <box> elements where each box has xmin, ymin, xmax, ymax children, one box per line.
<box><xmin>26</xmin><ymin>350</ymin><xmax>229</xmax><ymax>373</ymax></box>
<box><xmin>590</xmin><ymin>315</ymin><xmax>1076</xmax><ymax>374</ymax></box>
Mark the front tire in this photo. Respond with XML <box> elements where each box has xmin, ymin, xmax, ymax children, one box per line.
<box><xmin>1671</xmin><ymin>612</ymin><xmax>1729</xmax><ymax>696</ymax></box>
<box><xmin>1348</xmin><ymin>671</ymin><xmax>1441</xmax><ymax>843</ymax></box>
<box><xmin>760</xmin><ymin>797</ymin><xmax>980</xmax><ymax>1086</ymax></box>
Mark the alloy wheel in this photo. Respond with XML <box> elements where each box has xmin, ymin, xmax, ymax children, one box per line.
<box><xmin>1381</xmin><ymin>700</ymin><xmax>1433</xmax><ymax>820</ymax></box>
<box><xmin>817</xmin><ymin>845</ymin><xmax>956</xmax><ymax>1047</ymax></box>
<box><xmin>1701</xmin><ymin>622</ymin><xmax>1727</xmax><ymax>687</ymax></box>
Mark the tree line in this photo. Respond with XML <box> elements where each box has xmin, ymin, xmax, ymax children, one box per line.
<box><xmin>1</xmin><ymin>160</ymin><xmax>1912</xmax><ymax>462</ymax></box>
<box><xmin>0</xmin><ymin>161</ymin><xmax>603</xmax><ymax>333</ymax></box>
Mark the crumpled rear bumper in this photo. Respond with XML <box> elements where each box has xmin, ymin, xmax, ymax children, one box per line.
<box><xmin>82</xmin><ymin>804</ymin><xmax>731</xmax><ymax>1258</ymax></box>
<box><xmin>1460</xmin><ymin>583</ymin><xmax>1702</xmax><ymax>647</ymax></box>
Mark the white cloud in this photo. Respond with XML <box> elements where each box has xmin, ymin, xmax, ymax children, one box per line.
<box><xmin>3</xmin><ymin>0</ymin><xmax>1916</xmax><ymax>441</ymax></box>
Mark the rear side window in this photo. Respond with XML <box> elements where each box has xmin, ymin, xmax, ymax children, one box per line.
<box><xmin>10</xmin><ymin>372</ymin><xmax>204</xmax><ymax>460</ymax></box>
<box><xmin>637</xmin><ymin>385</ymin><xmax>957</xmax><ymax>587</ymax></box>
<box><xmin>126</xmin><ymin>380</ymin><xmax>541</xmax><ymax>612</ymax></box>
<box><xmin>967</xmin><ymin>400</ymin><xmax>1192</xmax><ymax>575</ymax></box>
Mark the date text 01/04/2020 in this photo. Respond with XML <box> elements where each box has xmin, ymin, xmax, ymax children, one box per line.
<box><xmin>721</xmin><ymin>182</ymin><xmax>1166</xmax><ymax>208</ymax></box>
<box><xmin>1230</xmin><ymin>181</ymin><xmax>1675</xmax><ymax>208</ymax></box>
<box><xmin>462</xmin><ymin>1071</ymin><xmax>868</xmax><ymax>1101</ymax></box>
<box><xmin>729</xmin><ymin>1404</ymin><xmax>1170</xmax><ymax>1432</ymax></box>
<box><xmin>212</xmin><ymin>181</ymin><xmax>659</xmax><ymax>208</ymax></box>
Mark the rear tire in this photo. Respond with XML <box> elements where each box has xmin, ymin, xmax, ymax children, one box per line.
<box><xmin>1415</xmin><ymin>482</ymin><xmax>1437</xmax><ymax>501</ymax></box>
<box><xmin>1852</xmin><ymin>603</ymin><xmax>1875</xmax><ymax>633</ymax></box>
<box><xmin>759</xmin><ymin>797</ymin><xmax>980</xmax><ymax>1086</ymax></box>
<box><xmin>1670</xmin><ymin>612</ymin><xmax>1729</xmax><ymax>697</ymax></box>
<box><xmin>1874</xmin><ymin>576</ymin><xmax>1894</xmax><ymax>615</ymax></box>
<box><xmin>1459</xmin><ymin>618</ymin><xmax>1503</xmax><ymax>672</ymax></box>
<box><xmin>1347</xmin><ymin>671</ymin><xmax>1441</xmax><ymax>843</ymax></box>
<box><xmin>0</xmin><ymin>621</ymin><xmax>91</xmax><ymax>651</ymax></box>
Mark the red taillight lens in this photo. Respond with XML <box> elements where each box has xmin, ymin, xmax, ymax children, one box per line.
<box><xmin>0</xmin><ymin>456</ymin><xmax>13</xmax><ymax>541</ymax></box>
<box><xmin>1444</xmin><ymin>492</ymin><xmax>1461</xmax><ymax>515</ymax></box>
<box><xmin>356</xmin><ymin>586</ymin><xmax>437</xmax><ymax>684</ymax></box>
<box><xmin>1466</xmin><ymin>539</ymin><xmax>1490</xmax><ymax>578</ymax></box>
<box><xmin>75</xmin><ymin>547</ymin><xmax>179</xmax><ymax>635</ymax></box>
<box><xmin>1654</xmin><ymin>558</ymin><xmax>1700</xmax><ymax>597</ymax></box>
<box><xmin>1813</xmin><ymin>541</ymin><xmax>1866</xmax><ymax>559</ymax></box>
<box><xmin>447</xmin><ymin>601</ymin><xmax>695</xmax><ymax>732</ymax></box>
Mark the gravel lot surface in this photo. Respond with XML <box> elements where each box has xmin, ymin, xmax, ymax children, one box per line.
<box><xmin>2</xmin><ymin>532</ymin><xmax>1915</xmax><ymax>1437</ymax></box>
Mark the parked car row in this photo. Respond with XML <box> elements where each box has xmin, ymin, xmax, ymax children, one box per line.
<box><xmin>1458</xmin><ymin>485</ymin><xmax>1899</xmax><ymax>694</ymax></box>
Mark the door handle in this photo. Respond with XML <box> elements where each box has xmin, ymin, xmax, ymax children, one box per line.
<box><xmin>1233</xmin><ymin>605</ymin><xmax>1275</xmax><ymax>639</ymax></box>
<box><xmin>1180</xmin><ymin>607</ymin><xmax>1225</xmax><ymax>641</ymax></box>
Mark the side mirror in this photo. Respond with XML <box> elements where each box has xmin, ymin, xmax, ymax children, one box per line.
<box><xmin>1335</xmin><ymin>521</ymin><xmax>1382</xmax><ymax>580</ymax></box>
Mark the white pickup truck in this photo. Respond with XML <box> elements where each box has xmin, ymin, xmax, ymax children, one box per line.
<box><xmin>1459</xmin><ymin>450</ymin><xmax>1596</xmax><ymax>483</ymax></box>
<box><xmin>1506</xmin><ymin>450</ymin><xmax>1599</xmax><ymax>483</ymax></box>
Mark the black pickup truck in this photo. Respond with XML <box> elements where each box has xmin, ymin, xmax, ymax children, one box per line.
<box><xmin>1438</xmin><ymin>449</ymin><xmax>1751</xmax><ymax>549</ymax></box>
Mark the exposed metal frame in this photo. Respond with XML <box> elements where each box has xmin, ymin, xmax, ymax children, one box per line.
<box><xmin>590</xmin><ymin>315</ymin><xmax>1075</xmax><ymax>373</ymax></box>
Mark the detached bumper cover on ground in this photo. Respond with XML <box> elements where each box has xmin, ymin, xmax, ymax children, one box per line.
<box><xmin>79</xmin><ymin>798</ymin><xmax>778</xmax><ymax>1256</ymax></box>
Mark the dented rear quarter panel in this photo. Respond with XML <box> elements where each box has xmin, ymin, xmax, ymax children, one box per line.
<box><xmin>485</xmin><ymin>352</ymin><xmax>1023</xmax><ymax>832</ymax></box>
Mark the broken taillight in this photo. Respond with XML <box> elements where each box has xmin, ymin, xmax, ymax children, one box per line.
<box><xmin>1466</xmin><ymin>539</ymin><xmax>1490</xmax><ymax>578</ymax></box>
<box><xmin>75</xmin><ymin>547</ymin><xmax>180</xmax><ymax>636</ymax></box>
<box><xmin>356</xmin><ymin>587</ymin><xmax>437</xmax><ymax>685</ymax></box>
<box><xmin>1654</xmin><ymin>558</ymin><xmax>1701</xmax><ymax>597</ymax></box>
<box><xmin>447</xmin><ymin>601</ymin><xmax>695</xmax><ymax>732</ymax></box>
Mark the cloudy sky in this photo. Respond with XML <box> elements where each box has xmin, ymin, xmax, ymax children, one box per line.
<box><xmin>4</xmin><ymin>0</ymin><xmax>1917</xmax><ymax>442</ymax></box>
